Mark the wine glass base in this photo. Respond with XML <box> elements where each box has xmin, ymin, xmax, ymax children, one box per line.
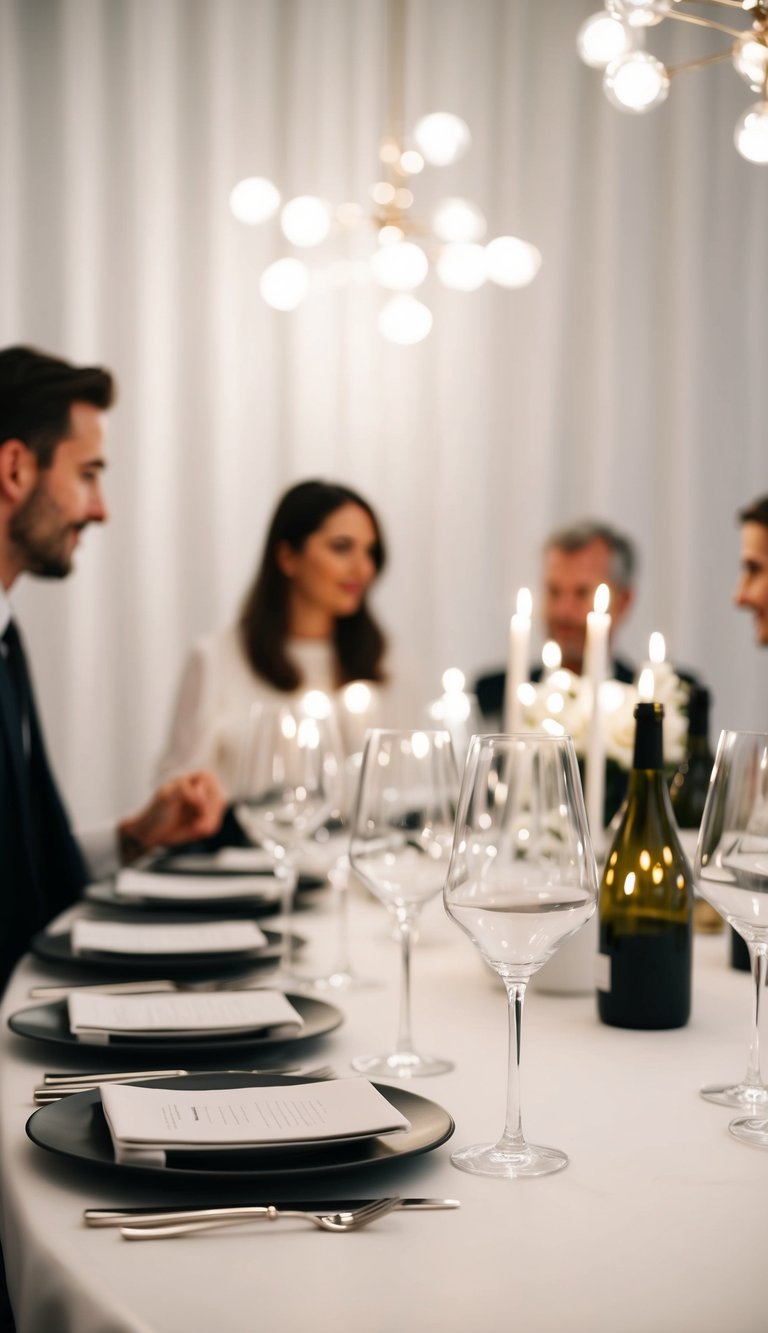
<box><xmin>729</xmin><ymin>1116</ymin><xmax>768</xmax><ymax>1149</ymax></box>
<box><xmin>351</xmin><ymin>1050</ymin><xmax>453</xmax><ymax>1078</ymax></box>
<box><xmin>294</xmin><ymin>970</ymin><xmax>376</xmax><ymax>994</ymax></box>
<box><xmin>700</xmin><ymin>1082</ymin><xmax>768</xmax><ymax>1110</ymax></box>
<box><xmin>450</xmin><ymin>1140</ymin><xmax>568</xmax><ymax>1179</ymax></box>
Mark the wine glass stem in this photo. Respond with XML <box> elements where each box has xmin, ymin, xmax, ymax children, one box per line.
<box><xmin>745</xmin><ymin>942</ymin><xmax>768</xmax><ymax>1087</ymax></box>
<box><xmin>330</xmin><ymin>866</ymin><xmax>351</xmax><ymax>975</ymax></box>
<box><xmin>500</xmin><ymin>979</ymin><xmax>528</xmax><ymax>1152</ymax></box>
<box><xmin>277</xmin><ymin>859</ymin><xmax>298</xmax><ymax>973</ymax></box>
<box><xmin>395</xmin><ymin>914</ymin><xmax>417</xmax><ymax>1055</ymax></box>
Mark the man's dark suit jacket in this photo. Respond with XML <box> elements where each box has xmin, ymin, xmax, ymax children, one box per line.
<box><xmin>0</xmin><ymin>641</ymin><xmax>87</xmax><ymax>989</ymax></box>
<box><xmin>474</xmin><ymin>657</ymin><xmax>637</xmax><ymax>719</ymax></box>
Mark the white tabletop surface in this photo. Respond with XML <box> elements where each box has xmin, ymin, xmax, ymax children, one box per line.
<box><xmin>0</xmin><ymin>888</ymin><xmax>765</xmax><ymax>1333</ymax></box>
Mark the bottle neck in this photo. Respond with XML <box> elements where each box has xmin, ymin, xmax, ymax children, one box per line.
<box><xmin>632</xmin><ymin>705</ymin><xmax>664</xmax><ymax>771</ymax></box>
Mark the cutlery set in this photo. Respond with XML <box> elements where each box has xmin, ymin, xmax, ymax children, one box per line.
<box><xmin>84</xmin><ymin>1197</ymin><xmax>460</xmax><ymax>1240</ymax></box>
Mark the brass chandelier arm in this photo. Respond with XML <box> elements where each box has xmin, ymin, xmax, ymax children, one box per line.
<box><xmin>659</xmin><ymin>10</ymin><xmax>750</xmax><ymax>38</ymax></box>
<box><xmin>667</xmin><ymin>47</ymin><xmax>735</xmax><ymax>78</ymax></box>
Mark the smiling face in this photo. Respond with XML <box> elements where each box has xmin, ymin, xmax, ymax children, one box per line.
<box><xmin>542</xmin><ymin>538</ymin><xmax>632</xmax><ymax>672</ymax></box>
<box><xmin>7</xmin><ymin>401</ymin><xmax>108</xmax><ymax>579</ymax></box>
<box><xmin>278</xmin><ymin>502</ymin><xmax>379</xmax><ymax>631</ymax></box>
<box><xmin>735</xmin><ymin>520</ymin><xmax>768</xmax><ymax>646</ymax></box>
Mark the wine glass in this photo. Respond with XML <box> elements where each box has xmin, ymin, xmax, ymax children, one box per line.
<box><xmin>349</xmin><ymin>728</ymin><xmax>459</xmax><ymax>1077</ymax></box>
<box><xmin>444</xmin><ymin>733</ymin><xmax>598</xmax><ymax>1177</ymax></box>
<box><xmin>693</xmin><ymin>729</ymin><xmax>768</xmax><ymax>1129</ymax></box>
<box><xmin>233</xmin><ymin>694</ymin><xmax>344</xmax><ymax>983</ymax></box>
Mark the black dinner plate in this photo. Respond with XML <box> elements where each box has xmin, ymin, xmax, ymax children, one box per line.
<box><xmin>31</xmin><ymin>921</ymin><xmax>305</xmax><ymax>976</ymax></box>
<box><xmin>8</xmin><ymin>992</ymin><xmax>342</xmax><ymax>1056</ymax></box>
<box><xmin>26</xmin><ymin>1073</ymin><xmax>454</xmax><ymax>1180</ymax></box>
<box><xmin>85</xmin><ymin>873</ymin><xmax>324</xmax><ymax>916</ymax></box>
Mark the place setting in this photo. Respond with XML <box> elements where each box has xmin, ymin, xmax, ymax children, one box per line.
<box><xmin>25</xmin><ymin>1069</ymin><xmax>456</xmax><ymax>1185</ymax></box>
<box><xmin>29</xmin><ymin>910</ymin><xmax>306</xmax><ymax>978</ymax></box>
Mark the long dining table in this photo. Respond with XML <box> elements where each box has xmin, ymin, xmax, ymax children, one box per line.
<box><xmin>0</xmin><ymin>884</ymin><xmax>765</xmax><ymax>1333</ymax></box>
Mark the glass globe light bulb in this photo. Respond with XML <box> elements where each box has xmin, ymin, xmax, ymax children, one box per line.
<box><xmin>606</xmin><ymin>0</ymin><xmax>669</xmax><ymax>27</ymax></box>
<box><xmin>413</xmin><ymin>112</ymin><xmax>471</xmax><ymax>166</ymax></box>
<box><xmin>577</xmin><ymin>12</ymin><xmax>634</xmax><ymax>69</ymax></box>
<box><xmin>378</xmin><ymin>295</ymin><xmax>433</xmax><ymax>345</ymax></box>
<box><xmin>280</xmin><ymin>195</ymin><xmax>332</xmax><ymax>247</ymax></box>
<box><xmin>436</xmin><ymin>243</ymin><xmax>487</xmax><ymax>291</ymax></box>
<box><xmin>484</xmin><ymin>235</ymin><xmax>542</xmax><ymax>288</ymax></box>
<box><xmin>604</xmin><ymin>50</ymin><xmax>670</xmax><ymax>112</ymax></box>
<box><xmin>370</xmin><ymin>241</ymin><xmax>429</xmax><ymax>291</ymax></box>
<box><xmin>735</xmin><ymin>101</ymin><xmax>768</xmax><ymax>162</ymax></box>
<box><xmin>432</xmin><ymin>197</ymin><xmax>487</xmax><ymax>244</ymax></box>
<box><xmin>733</xmin><ymin>35</ymin><xmax>768</xmax><ymax>92</ymax></box>
<box><xmin>259</xmin><ymin>258</ymin><xmax>309</xmax><ymax>311</ymax></box>
<box><xmin>229</xmin><ymin>176</ymin><xmax>281</xmax><ymax>225</ymax></box>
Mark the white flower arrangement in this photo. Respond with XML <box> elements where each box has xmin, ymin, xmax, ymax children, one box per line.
<box><xmin>517</xmin><ymin>664</ymin><xmax>689</xmax><ymax>770</ymax></box>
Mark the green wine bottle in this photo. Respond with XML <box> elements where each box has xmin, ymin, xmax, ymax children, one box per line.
<box><xmin>597</xmin><ymin>701</ymin><xmax>693</xmax><ymax>1029</ymax></box>
<box><xmin>670</xmin><ymin>687</ymin><xmax>723</xmax><ymax>936</ymax></box>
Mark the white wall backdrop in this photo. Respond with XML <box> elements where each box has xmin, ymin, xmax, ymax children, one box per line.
<box><xmin>0</xmin><ymin>0</ymin><xmax>765</xmax><ymax>827</ymax></box>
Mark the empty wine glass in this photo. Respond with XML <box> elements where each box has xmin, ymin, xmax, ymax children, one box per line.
<box><xmin>693</xmin><ymin>729</ymin><xmax>768</xmax><ymax>1129</ymax></box>
<box><xmin>444</xmin><ymin>734</ymin><xmax>598</xmax><ymax>1177</ymax></box>
<box><xmin>233</xmin><ymin>694</ymin><xmax>344</xmax><ymax>983</ymax></box>
<box><xmin>301</xmin><ymin>753</ymin><xmax>373</xmax><ymax>992</ymax></box>
<box><xmin>349</xmin><ymin>728</ymin><xmax>459</xmax><ymax>1077</ymax></box>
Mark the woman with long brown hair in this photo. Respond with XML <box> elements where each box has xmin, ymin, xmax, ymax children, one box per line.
<box><xmin>157</xmin><ymin>479</ymin><xmax>402</xmax><ymax>790</ymax></box>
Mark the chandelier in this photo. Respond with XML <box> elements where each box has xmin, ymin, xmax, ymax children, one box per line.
<box><xmin>578</xmin><ymin>1</ymin><xmax>768</xmax><ymax>163</ymax></box>
<box><xmin>229</xmin><ymin>0</ymin><xmax>541</xmax><ymax>344</ymax></box>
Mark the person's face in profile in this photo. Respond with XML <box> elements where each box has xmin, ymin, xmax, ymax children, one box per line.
<box><xmin>279</xmin><ymin>502</ymin><xmax>379</xmax><ymax>623</ymax></box>
<box><xmin>8</xmin><ymin>401</ymin><xmax>108</xmax><ymax>579</ymax></box>
<box><xmin>734</xmin><ymin>521</ymin><xmax>768</xmax><ymax>646</ymax></box>
<box><xmin>542</xmin><ymin>538</ymin><xmax>631</xmax><ymax>673</ymax></box>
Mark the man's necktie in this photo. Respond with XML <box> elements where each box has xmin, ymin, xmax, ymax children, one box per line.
<box><xmin>1</xmin><ymin>619</ymin><xmax>31</xmax><ymax>759</ymax></box>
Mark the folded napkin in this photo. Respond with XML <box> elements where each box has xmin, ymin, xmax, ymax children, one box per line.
<box><xmin>101</xmin><ymin>1077</ymin><xmax>411</xmax><ymax>1166</ymax></box>
<box><xmin>115</xmin><ymin>869</ymin><xmax>282</xmax><ymax>903</ymax></box>
<box><xmin>68</xmin><ymin>989</ymin><xmax>304</xmax><ymax>1044</ymax></box>
<box><xmin>159</xmin><ymin>847</ymin><xmax>274</xmax><ymax>875</ymax></box>
<box><xmin>70</xmin><ymin>919</ymin><xmax>268</xmax><ymax>957</ymax></box>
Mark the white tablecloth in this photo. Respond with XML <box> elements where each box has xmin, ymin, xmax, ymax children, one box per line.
<box><xmin>0</xmin><ymin>890</ymin><xmax>765</xmax><ymax>1333</ymax></box>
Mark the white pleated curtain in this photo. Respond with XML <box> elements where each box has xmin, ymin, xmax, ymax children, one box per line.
<box><xmin>0</xmin><ymin>0</ymin><xmax>765</xmax><ymax>827</ymax></box>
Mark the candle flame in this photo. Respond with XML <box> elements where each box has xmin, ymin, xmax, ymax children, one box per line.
<box><xmin>516</xmin><ymin>586</ymin><xmax>532</xmax><ymax>620</ymax></box>
<box><xmin>638</xmin><ymin>667</ymin><xmax>655</xmax><ymax>701</ymax></box>
<box><xmin>343</xmin><ymin>681</ymin><xmax>372</xmax><ymax>715</ymax></box>
<box><xmin>302</xmin><ymin>689</ymin><xmax>332</xmax><ymax>720</ymax></box>
<box><xmin>649</xmin><ymin>632</ymin><xmax>666</xmax><ymax>665</ymax></box>
<box><xmin>542</xmin><ymin>640</ymin><xmax>562</xmax><ymax>671</ymax></box>
<box><xmin>593</xmin><ymin>583</ymin><xmax>610</xmax><ymax>615</ymax></box>
<box><xmin>441</xmin><ymin>667</ymin><xmax>465</xmax><ymax>695</ymax></box>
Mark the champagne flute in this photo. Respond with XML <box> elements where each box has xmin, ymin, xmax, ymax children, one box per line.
<box><xmin>233</xmin><ymin>694</ymin><xmax>343</xmax><ymax>983</ymax></box>
<box><xmin>693</xmin><ymin>729</ymin><xmax>768</xmax><ymax>1126</ymax></box>
<box><xmin>444</xmin><ymin>734</ymin><xmax>598</xmax><ymax>1177</ymax></box>
<box><xmin>349</xmin><ymin>728</ymin><xmax>459</xmax><ymax>1077</ymax></box>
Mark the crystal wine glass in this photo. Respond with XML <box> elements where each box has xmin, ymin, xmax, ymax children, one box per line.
<box><xmin>444</xmin><ymin>733</ymin><xmax>598</xmax><ymax>1177</ymax></box>
<box><xmin>349</xmin><ymin>728</ymin><xmax>459</xmax><ymax>1077</ymax></box>
<box><xmin>693</xmin><ymin>729</ymin><xmax>768</xmax><ymax>1128</ymax></box>
<box><xmin>233</xmin><ymin>695</ymin><xmax>344</xmax><ymax>983</ymax></box>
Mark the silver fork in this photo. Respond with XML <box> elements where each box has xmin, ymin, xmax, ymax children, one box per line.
<box><xmin>118</xmin><ymin>1198</ymin><xmax>400</xmax><ymax>1241</ymax></box>
<box><xmin>34</xmin><ymin>1065</ymin><xmax>335</xmax><ymax>1102</ymax></box>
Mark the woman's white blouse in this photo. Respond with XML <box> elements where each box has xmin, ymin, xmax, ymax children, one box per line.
<box><xmin>156</xmin><ymin>626</ymin><xmax>413</xmax><ymax>793</ymax></box>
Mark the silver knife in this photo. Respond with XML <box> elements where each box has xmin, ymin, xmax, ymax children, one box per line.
<box><xmin>84</xmin><ymin>1199</ymin><xmax>460</xmax><ymax>1226</ymax></box>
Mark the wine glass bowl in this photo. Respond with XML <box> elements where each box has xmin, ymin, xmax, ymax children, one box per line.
<box><xmin>694</xmin><ymin>729</ymin><xmax>768</xmax><ymax>1120</ymax></box>
<box><xmin>233</xmin><ymin>698</ymin><xmax>344</xmax><ymax>982</ymax></box>
<box><xmin>444</xmin><ymin>733</ymin><xmax>598</xmax><ymax>1177</ymax></box>
<box><xmin>349</xmin><ymin>728</ymin><xmax>459</xmax><ymax>1077</ymax></box>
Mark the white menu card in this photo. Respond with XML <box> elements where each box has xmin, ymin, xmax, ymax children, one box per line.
<box><xmin>68</xmin><ymin>990</ymin><xmax>303</xmax><ymax>1042</ymax></box>
<box><xmin>114</xmin><ymin>869</ymin><xmax>282</xmax><ymax>903</ymax></box>
<box><xmin>70</xmin><ymin>919</ymin><xmax>268</xmax><ymax>957</ymax></box>
<box><xmin>101</xmin><ymin>1078</ymin><xmax>411</xmax><ymax>1165</ymax></box>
